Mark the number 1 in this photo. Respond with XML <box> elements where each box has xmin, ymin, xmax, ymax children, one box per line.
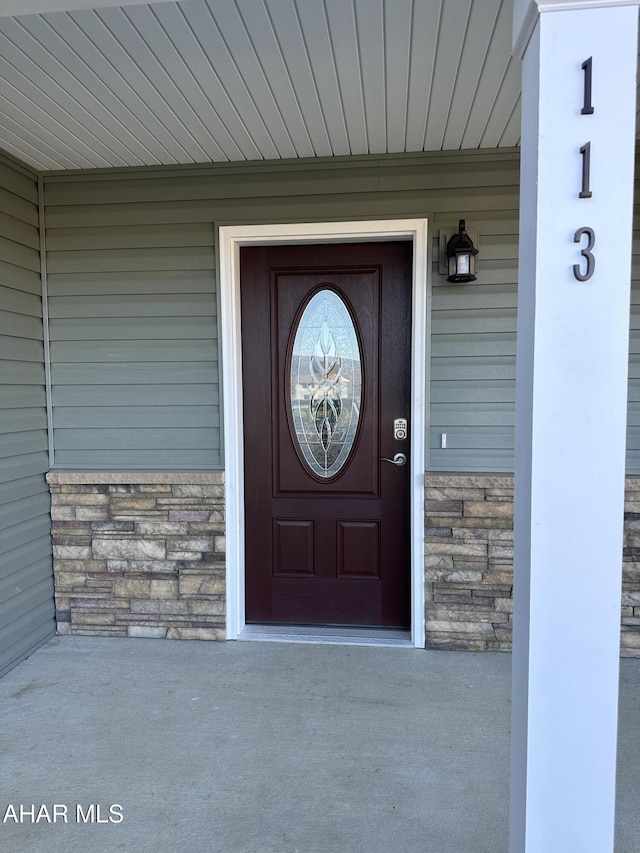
<box><xmin>579</xmin><ymin>142</ymin><xmax>592</xmax><ymax>198</ymax></box>
<box><xmin>581</xmin><ymin>57</ymin><xmax>594</xmax><ymax>115</ymax></box>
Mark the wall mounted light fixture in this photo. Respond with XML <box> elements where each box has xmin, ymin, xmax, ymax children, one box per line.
<box><xmin>444</xmin><ymin>219</ymin><xmax>479</xmax><ymax>283</ymax></box>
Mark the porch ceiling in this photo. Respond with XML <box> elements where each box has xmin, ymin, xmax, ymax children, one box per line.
<box><xmin>0</xmin><ymin>0</ymin><xmax>523</xmax><ymax>172</ymax></box>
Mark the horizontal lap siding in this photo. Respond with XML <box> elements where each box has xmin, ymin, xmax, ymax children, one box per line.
<box><xmin>0</xmin><ymin>157</ymin><xmax>55</xmax><ymax>677</ymax></box>
<box><xmin>430</xmin><ymin>218</ymin><xmax>518</xmax><ymax>472</ymax></box>
<box><xmin>628</xmin><ymin>202</ymin><xmax>640</xmax><ymax>472</ymax></box>
<box><xmin>629</xmin><ymin>363</ymin><xmax>640</xmax><ymax>468</ymax></box>
<box><xmin>46</xmin><ymin>214</ymin><xmax>218</xmax><ymax>467</ymax></box>
<box><xmin>44</xmin><ymin>151</ymin><xmax>520</xmax><ymax>473</ymax></box>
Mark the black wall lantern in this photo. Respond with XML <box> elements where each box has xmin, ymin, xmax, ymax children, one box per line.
<box><xmin>446</xmin><ymin>219</ymin><xmax>478</xmax><ymax>283</ymax></box>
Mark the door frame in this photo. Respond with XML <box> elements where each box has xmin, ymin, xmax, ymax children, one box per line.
<box><xmin>218</xmin><ymin>220</ymin><xmax>429</xmax><ymax>648</ymax></box>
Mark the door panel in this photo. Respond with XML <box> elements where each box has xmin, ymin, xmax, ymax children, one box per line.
<box><xmin>337</xmin><ymin>522</ymin><xmax>380</xmax><ymax>578</ymax></box>
<box><xmin>273</xmin><ymin>520</ymin><xmax>315</xmax><ymax>577</ymax></box>
<box><xmin>241</xmin><ymin>241</ymin><xmax>412</xmax><ymax>627</ymax></box>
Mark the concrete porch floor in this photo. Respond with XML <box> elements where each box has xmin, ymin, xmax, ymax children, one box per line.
<box><xmin>0</xmin><ymin>638</ymin><xmax>638</xmax><ymax>853</ymax></box>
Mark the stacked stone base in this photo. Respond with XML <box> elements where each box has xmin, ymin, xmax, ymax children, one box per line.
<box><xmin>46</xmin><ymin>469</ymin><xmax>640</xmax><ymax>654</ymax></box>
<box><xmin>47</xmin><ymin>471</ymin><xmax>225</xmax><ymax>640</ymax></box>
<box><xmin>425</xmin><ymin>473</ymin><xmax>640</xmax><ymax>656</ymax></box>
<box><xmin>425</xmin><ymin>475</ymin><xmax>514</xmax><ymax>652</ymax></box>
<box><xmin>622</xmin><ymin>478</ymin><xmax>640</xmax><ymax>656</ymax></box>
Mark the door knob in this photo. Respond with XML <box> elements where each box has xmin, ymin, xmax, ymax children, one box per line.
<box><xmin>381</xmin><ymin>452</ymin><xmax>407</xmax><ymax>466</ymax></box>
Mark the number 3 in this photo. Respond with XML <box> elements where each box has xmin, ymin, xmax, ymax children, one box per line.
<box><xmin>573</xmin><ymin>227</ymin><xmax>595</xmax><ymax>281</ymax></box>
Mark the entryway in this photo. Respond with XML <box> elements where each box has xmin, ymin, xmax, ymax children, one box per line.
<box><xmin>218</xmin><ymin>220</ymin><xmax>429</xmax><ymax>646</ymax></box>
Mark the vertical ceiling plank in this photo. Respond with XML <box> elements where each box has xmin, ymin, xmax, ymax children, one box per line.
<box><xmin>0</xmin><ymin>20</ymin><xmax>142</xmax><ymax>166</ymax></box>
<box><xmin>234</xmin><ymin>0</ymin><xmax>315</xmax><ymax>158</ymax></box>
<box><xmin>441</xmin><ymin>0</ymin><xmax>502</xmax><ymax>150</ymax></box>
<box><xmin>0</xmin><ymin>0</ymin><xmax>528</xmax><ymax>170</ymax></box>
<box><xmin>150</xmin><ymin>2</ymin><xmax>255</xmax><ymax>160</ymax></box>
<box><xmin>95</xmin><ymin>5</ymin><xmax>211</xmax><ymax>162</ymax></box>
<box><xmin>384</xmin><ymin>0</ymin><xmax>413</xmax><ymax>154</ymax></box>
<box><xmin>423</xmin><ymin>0</ymin><xmax>473</xmax><ymax>151</ymax></box>
<box><xmin>66</xmin><ymin>7</ymin><xmax>201</xmax><ymax>163</ymax></box>
<box><xmin>203</xmin><ymin>0</ymin><xmax>297</xmax><ymax>159</ymax></box>
<box><xmin>404</xmin><ymin>0</ymin><xmax>442</xmax><ymax>152</ymax></box>
<box><xmin>0</xmin><ymin>93</ymin><xmax>96</xmax><ymax>169</ymax></box>
<box><xmin>0</xmin><ymin>125</ymin><xmax>66</xmax><ymax>171</ymax></box>
<box><xmin>497</xmin><ymin>95</ymin><xmax>521</xmax><ymax>148</ymax></box>
<box><xmin>459</xmin><ymin>0</ymin><xmax>513</xmax><ymax>149</ymax></box>
<box><xmin>354</xmin><ymin>0</ymin><xmax>386</xmax><ymax>155</ymax></box>
<box><xmin>21</xmin><ymin>11</ymin><xmax>171</xmax><ymax>164</ymax></box>
<box><xmin>168</xmin><ymin>0</ymin><xmax>280</xmax><ymax>160</ymax></box>
<box><xmin>323</xmin><ymin>0</ymin><xmax>368</xmax><ymax>154</ymax></box>
<box><xmin>263</xmin><ymin>0</ymin><xmax>333</xmax><ymax>157</ymax></box>
<box><xmin>479</xmin><ymin>57</ymin><xmax>521</xmax><ymax>149</ymax></box>
<box><xmin>122</xmin><ymin>4</ymin><xmax>234</xmax><ymax>161</ymax></box>
<box><xmin>0</xmin><ymin>56</ymin><xmax>121</xmax><ymax>169</ymax></box>
<box><xmin>0</xmin><ymin>66</ymin><xmax>114</xmax><ymax>168</ymax></box>
<box><xmin>293</xmin><ymin>0</ymin><xmax>350</xmax><ymax>156</ymax></box>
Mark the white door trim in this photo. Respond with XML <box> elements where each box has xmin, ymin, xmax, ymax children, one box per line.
<box><xmin>218</xmin><ymin>219</ymin><xmax>429</xmax><ymax>648</ymax></box>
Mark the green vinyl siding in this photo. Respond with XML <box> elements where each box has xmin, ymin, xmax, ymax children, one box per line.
<box><xmin>1</xmin><ymin>146</ymin><xmax>636</xmax><ymax>478</ymax></box>
<box><xmin>429</xmin><ymin>215</ymin><xmax>518</xmax><ymax>472</ymax></box>
<box><xmin>47</xmin><ymin>238</ymin><xmax>218</xmax><ymax>468</ymax></box>
<box><xmin>43</xmin><ymin>150</ymin><xmax>520</xmax><ymax>472</ymax></box>
<box><xmin>0</xmin><ymin>156</ymin><xmax>55</xmax><ymax>678</ymax></box>
<box><xmin>628</xmin><ymin>220</ymin><xmax>640</xmax><ymax>472</ymax></box>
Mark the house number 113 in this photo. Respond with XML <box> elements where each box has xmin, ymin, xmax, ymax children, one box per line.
<box><xmin>573</xmin><ymin>57</ymin><xmax>595</xmax><ymax>282</ymax></box>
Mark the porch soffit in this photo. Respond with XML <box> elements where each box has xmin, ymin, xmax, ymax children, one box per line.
<box><xmin>0</xmin><ymin>0</ymin><xmax>523</xmax><ymax>171</ymax></box>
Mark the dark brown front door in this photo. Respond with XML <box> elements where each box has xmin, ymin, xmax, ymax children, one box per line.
<box><xmin>241</xmin><ymin>241</ymin><xmax>411</xmax><ymax>628</ymax></box>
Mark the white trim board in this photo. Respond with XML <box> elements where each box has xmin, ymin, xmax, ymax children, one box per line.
<box><xmin>218</xmin><ymin>220</ymin><xmax>429</xmax><ymax>649</ymax></box>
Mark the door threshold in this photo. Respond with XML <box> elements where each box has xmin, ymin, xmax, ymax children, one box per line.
<box><xmin>238</xmin><ymin>624</ymin><xmax>414</xmax><ymax>648</ymax></box>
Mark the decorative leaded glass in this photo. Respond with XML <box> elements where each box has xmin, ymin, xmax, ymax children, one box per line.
<box><xmin>289</xmin><ymin>289</ymin><xmax>362</xmax><ymax>478</ymax></box>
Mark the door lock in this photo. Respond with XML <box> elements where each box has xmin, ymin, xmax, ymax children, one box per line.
<box><xmin>394</xmin><ymin>418</ymin><xmax>407</xmax><ymax>440</ymax></box>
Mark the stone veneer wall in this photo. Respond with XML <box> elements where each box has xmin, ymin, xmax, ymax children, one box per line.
<box><xmin>425</xmin><ymin>474</ymin><xmax>514</xmax><ymax>652</ymax></box>
<box><xmin>45</xmin><ymin>469</ymin><xmax>640</xmax><ymax>653</ymax></box>
<box><xmin>46</xmin><ymin>471</ymin><xmax>225</xmax><ymax>640</ymax></box>
<box><xmin>425</xmin><ymin>474</ymin><xmax>640</xmax><ymax>657</ymax></box>
<box><xmin>622</xmin><ymin>478</ymin><xmax>640</xmax><ymax>656</ymax></box>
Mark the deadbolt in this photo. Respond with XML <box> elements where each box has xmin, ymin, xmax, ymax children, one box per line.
<box><xmin>394</xmin><ymin>418</ymin><xmax>407</xmax><ymax>440</ymax></box>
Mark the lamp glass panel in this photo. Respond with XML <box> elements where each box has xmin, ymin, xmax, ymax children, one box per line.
<box><xmin>457</xmin><ymin>253</ymin><xmax>470</xmax><ymax>275</ymax></box>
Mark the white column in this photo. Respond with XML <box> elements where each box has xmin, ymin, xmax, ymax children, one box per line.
<box><xmin>511</xmin><ymin>2</ymin><xmax>638</xmax><ymax>851</ymax></box>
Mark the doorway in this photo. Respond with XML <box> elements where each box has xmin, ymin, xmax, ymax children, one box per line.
<box><xmin>217</xmin><ymin>220</ymin><xmax>428</xmax><ymax>646</ymax></box>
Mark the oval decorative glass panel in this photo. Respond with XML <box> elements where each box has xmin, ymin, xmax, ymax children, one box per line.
<box><xmin>289</xmin><ymin>288</ymin><xmax>362</xmax><ymax>478</ymax></box>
